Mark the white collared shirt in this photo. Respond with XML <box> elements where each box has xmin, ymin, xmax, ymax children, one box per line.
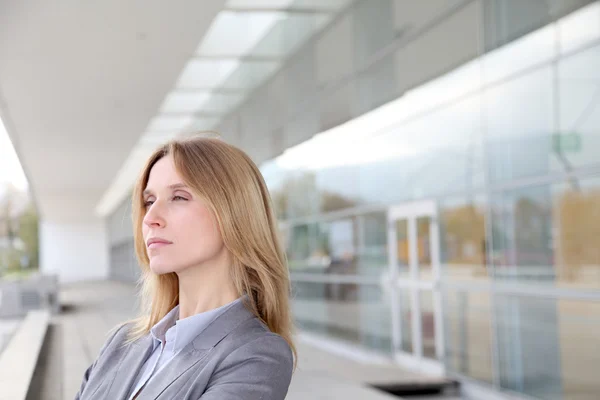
<box><xmin>127</xmin><ymin>298</ymin><xmax>242</xmax><ymax>400</ymax></box>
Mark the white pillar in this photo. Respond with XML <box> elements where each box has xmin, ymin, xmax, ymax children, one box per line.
<box><xmin>38</xmin><ymin>193</ymin><xmax>109</xmax><ymax>283</ymax></box>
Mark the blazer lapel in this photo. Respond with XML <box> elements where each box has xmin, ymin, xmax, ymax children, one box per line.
<box><xmin>106</xmin><ymin>335</ymin><xmax>154</xmax><ymax>400</ymax></box>
<box><xmin>191</xmin><ymin>299</ymin><xmax>255</xmax><ymax>351</ymax></box>
<box><xmin>136</xmin><ymin>300</ymin><xmax>255</xmax><ymax>400</ymax></box>
<box><xmin>136</xmin><ymin>345</ymin><xmax>210</xmax><ymax>399</ymax></box>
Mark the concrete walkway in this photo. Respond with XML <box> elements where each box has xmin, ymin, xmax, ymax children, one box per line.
<box><xmin>29</xmin><ymin>281</ymin><xmax>452</xmax><ymax>400</ymax></box>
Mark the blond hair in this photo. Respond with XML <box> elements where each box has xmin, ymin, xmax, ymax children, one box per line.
<box><xmin>126</xmin><ymin>136</ymin><xmax>295</xmax><ymax>363</ymax></box>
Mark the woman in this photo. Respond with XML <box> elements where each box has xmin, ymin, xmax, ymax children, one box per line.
<box><xmin>75</xmin><ymin>136</ymin><xmax>296</xmax><ymax>400</ymax></box>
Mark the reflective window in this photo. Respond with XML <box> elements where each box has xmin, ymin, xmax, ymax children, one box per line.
<box><xmin>357</xmin><ymin>93</ymin><xmax>484</xmax><ymax>205</ymax></box>
<box><xmin>491</xmin><ymin>177</ymin><xmax>600</xmax><ymax>288</ymax></box>
<box><xmin>394</xmin><ymin>218</ymin><xmax>410</xmax><ymax>278</ymax></box>
<box><xmin>288</xmin><ymin>223</ymin><xmax>329</xmax><ymax>273</ymax></box>
<box><xmin>287</xmin><ymin>212</ymin><xmax>391</xmax><ymax>277</ymax></box>
<box><xmin>285</xmin><ymin>171</ymin><xmax>322</xmax><ymax>218</ymax></box>
<box><xmin>494</xmin><ymin>295</ymin><xmax>600</xmax><ymax>400</ymax></box>
<box><xmin>552</xmin><ymin>178</ymin><xmax>600</xmax><ymax>289</ymax></box>
<box><xmin>555</xmin><ymin>43</ymin><xmax>600</xmax><ymax>172</ymax></box>
<box><xmin>440</xmin><ymin>195</ymin><xmax>489</xmax><ymax>282</ymax></box>
<box><xmin>444</xmin><ymin>289</ymin><xmax>493</xmax><ymax>384</ymax></box>
<box><xmin>420</xmin><ymin>290</ymin><xmax>437</xmax><ymax>360</ymax></box>
<box><xmin>292</xmin><ymin>281</ymin><xmax>393</xmax><ymax>353</ymax></box>
<box><xmin>257</xmin><ymin>4</ymin><xmax>600</xmax><ymax>397</ymax></box>
<box><xmin>557</xmin><ymin>299</ymin><xmax>600</xmax><ymax>400</ymax></box>
<box><xmin>357</xmin><ymin>212</ymin><xmax>389</xmax><ymax>277</ymax></box>
<box><xmin>484</xmin><ymin>66</ymin><xmax>554</xmax><ymax>184</ymax></box>
<box><xmin>417</xmin><ymin>217</ymin><xmax>433</xmax><ymax>280</ymax></box>
<box><xmin>399</xmin><ymin>288</ymin><xmax>413</xmax><ymax>353</ymax></box>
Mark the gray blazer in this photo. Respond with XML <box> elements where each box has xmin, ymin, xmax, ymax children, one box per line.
<box><xmin>74</xmin><ymin>300</ymin><xmax>294</xmax><ymax>399</ymax></box>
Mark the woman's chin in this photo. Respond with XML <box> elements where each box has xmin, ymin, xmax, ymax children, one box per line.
<box><xmin>149</xmin><ymin>261</ymin><xmax>177</xmax><ymax>275</ymax></box>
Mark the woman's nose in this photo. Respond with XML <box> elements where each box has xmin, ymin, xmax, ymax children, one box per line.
<box><xmin>143</xmin><ymin>202</ymin><xmax>165</xmax><ymax>228</ymax></box>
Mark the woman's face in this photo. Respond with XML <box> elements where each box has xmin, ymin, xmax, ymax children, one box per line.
<box><xmin>141</xmin><ymin>155</ymin><xmax>227</xmax><ymax>275</ymax></box>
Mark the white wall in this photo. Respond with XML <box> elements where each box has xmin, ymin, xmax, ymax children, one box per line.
<box><xmin>40</xmin><ymin>219</ymin><xmax>109</xmax><ymax>283</ymax></box>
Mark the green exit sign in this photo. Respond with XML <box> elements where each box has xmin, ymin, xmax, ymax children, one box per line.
<box><xmin>552</xmin><ymin>133</ymin><xmax>581</xmax><ymax>153</ymax></box>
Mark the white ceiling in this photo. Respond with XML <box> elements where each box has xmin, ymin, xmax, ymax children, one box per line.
<box><xmin>94</xmin><ymin>0</ymin><xmax>353</xmax><ymax>217</ymax></box>
<box><xmin>0</xmin><ymin>0</ymin><xmax>227</xmax><ymax>220</ymax></box>
<box><xmin>0</xmin><ymin>0</ymin><xmax>353</xmax><ymax>221</ymax></box>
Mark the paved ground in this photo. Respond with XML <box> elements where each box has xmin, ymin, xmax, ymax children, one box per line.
<box><xmin>27</xmin><ymin>280</ymin><xmax>458</xmax><ymax>400</ymax></box>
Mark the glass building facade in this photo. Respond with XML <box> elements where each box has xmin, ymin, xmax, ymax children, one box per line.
<box><xmin>102</xmin><ymin>1</ymin><xmax>600</xmax><ymax>399</ymax></box>
<box><xmin>255</xmin><ymin>2</ymin><xmax>600</xmax><ymax>399</ymax></box>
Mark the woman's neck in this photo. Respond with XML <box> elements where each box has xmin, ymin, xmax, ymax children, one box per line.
<box><xmin>176</xmin><ymin>261</ymin><xmax>239</xmax><ymax>319</ymax></box>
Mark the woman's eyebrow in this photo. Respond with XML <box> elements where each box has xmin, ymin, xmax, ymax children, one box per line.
<box><xmin>169</xmin><ymin>183</ymin><xmax>189</xmax><ymax>190</ymax></box>
<box><xmin>143</xmin><ymin>183</ymin><xmax>189</xmax><ymax>197</ymax></box>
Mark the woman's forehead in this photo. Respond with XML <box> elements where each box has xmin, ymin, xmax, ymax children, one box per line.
<box><xmin>144</xmin><ymin>157</ymin><xmax>187</xmax><ymax>192</ymax></box>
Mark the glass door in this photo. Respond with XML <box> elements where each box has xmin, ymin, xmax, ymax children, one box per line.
<box><xmin>388</xmin><ymin>200</ymin><xmax>444</xmax><ymax>375</ymax></box>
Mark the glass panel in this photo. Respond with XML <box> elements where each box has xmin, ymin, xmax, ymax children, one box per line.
<box><xmin>287</xmin><ymin>214</ymin><xmax>392</xmax><ymax>277</ymax></box>
<box><xmin>321</xmin><ymin>218</ymin><xmax>357</xmax><ymax>275</ymax></box>
<box><xmin>395</xmin><ymin>218</ymin><xmax>410</xmax><ymax>278</ymax></box>
<box><xmin>484</xmin><ymin>66</ymin><xmax>554</xmax><ymax>184</ymax></box>
<box><xmin>440</xmin><ymin>195</ymin><xmax>489</xmax><ymax>282</ymax></box>
<box><xmin>495</xmin><ymin>294</ymin><xmax>562</xmax><ymax>399</ymax></box>
<box><xmin>495</xmin><ymin>295</ymin><xmax>600</xmax><ymax>400</ymax></box>
<box><xmin>491</xmin><ymin>177</ymin><xmax>600</xmax><ymax>288</ymax></box>
<box><xmin>553</xmin><ymin>178</ymin><xmax>600</xmax><ymax>289</ymax></box>
<box><xmin>399</xmin><ymin>287</ymin><xmax>413</xmax><ymax>353</ymax></box>
<box><xmin>482</xmin><ymin>0</ymin><xmax>596</xmax><ymax>56</ymax></box>
<box><xmin>288</xmin><ymin>223</ymin><xmax>328</xmax><ymax>272</ymax></box>
<box><xmin>261</xmin><ymin>159</ymin><xmax>290</xmax><ymax>219</ymax></box>
<box><xmin>292</xmin><ymin>281</ymin><xmax>392</xmax><ymax>353</ymax></box>
<box><xmin>285</xmin><ymin>171</ymin><xmax>321</xmax><ymax>218</ymax></box>
<box><xmin>558</xmin><ymin>299</ymin><xmax>600</xmax><ymax>400</ymax></box>
<box><xmin>444</xmin><ymin>289</ymin><xmax>493</xmax><ymax>384</ymax></box>
<box><xmin>420</xmin><ymin>290</ymin><xmax>437</xmax><ymax>360</ymax></box>
<box><xmin>416</xmin><ymin>216</ymin><xmax>432</xmax><ymax>280</ymax></box>
<box><xmin>558</xmin><ymin>2</ymin><xmax>600</xmax><ymax>55</ymax></box>
<box><xmin>317</xmin><ymin>164</ymin><xmax>361</xmax><ymax>213</ymax></box>
<box><xmin>554</xmin><ymin>42</ymin><xmax>600</xmax><ymax>172</ymax></box>
<box><xmin>356</xmin><ymin>92</ymin><xmax>484</xmax><ymax>205</ymax></box>
<box><xmin>491</xmin><ymin>185</ymin><xmax>554</xmax><ymax>283</ymax></box>
<box><xmin>356</xmin><ymin>212</ymin><xmax>388</xmax><ymax>276</ymax></box>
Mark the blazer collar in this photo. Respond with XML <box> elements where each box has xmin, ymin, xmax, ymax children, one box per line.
<box><xmin>111</xmin><ymin>298</ymin><xmax>256</xmax><ymax>400</ymax></box>
<box><xmin>190</xmin><ymin>297</ymin><xmax>255</xmax><ymax>350</ymax></box>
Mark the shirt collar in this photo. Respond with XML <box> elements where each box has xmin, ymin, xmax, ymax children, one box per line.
<box><xmin>149</xmin><ymin>297</ymin><xmax>243</xmax><ymax>354</ymax></box>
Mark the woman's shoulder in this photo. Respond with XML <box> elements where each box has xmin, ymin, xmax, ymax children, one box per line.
<box><xmin>215</xmin><ymin>315</ymin><xmax>293</xmax><ymax>363</ymax></box>
<box><xmin>97</xmin><ymin>321</ymin><xmax>139</xmax><ymax>354</ymax></box>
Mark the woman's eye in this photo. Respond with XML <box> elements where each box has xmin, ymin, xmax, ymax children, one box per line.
<box><xmin>144</xmin><ymin>200</ymin><xmax>154</xmax><ymax>207</ymax></box>
<box><xmin>173</xmin><ymin>195</ymin><xmax>187</xmax><ymax>201</ymax></box>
